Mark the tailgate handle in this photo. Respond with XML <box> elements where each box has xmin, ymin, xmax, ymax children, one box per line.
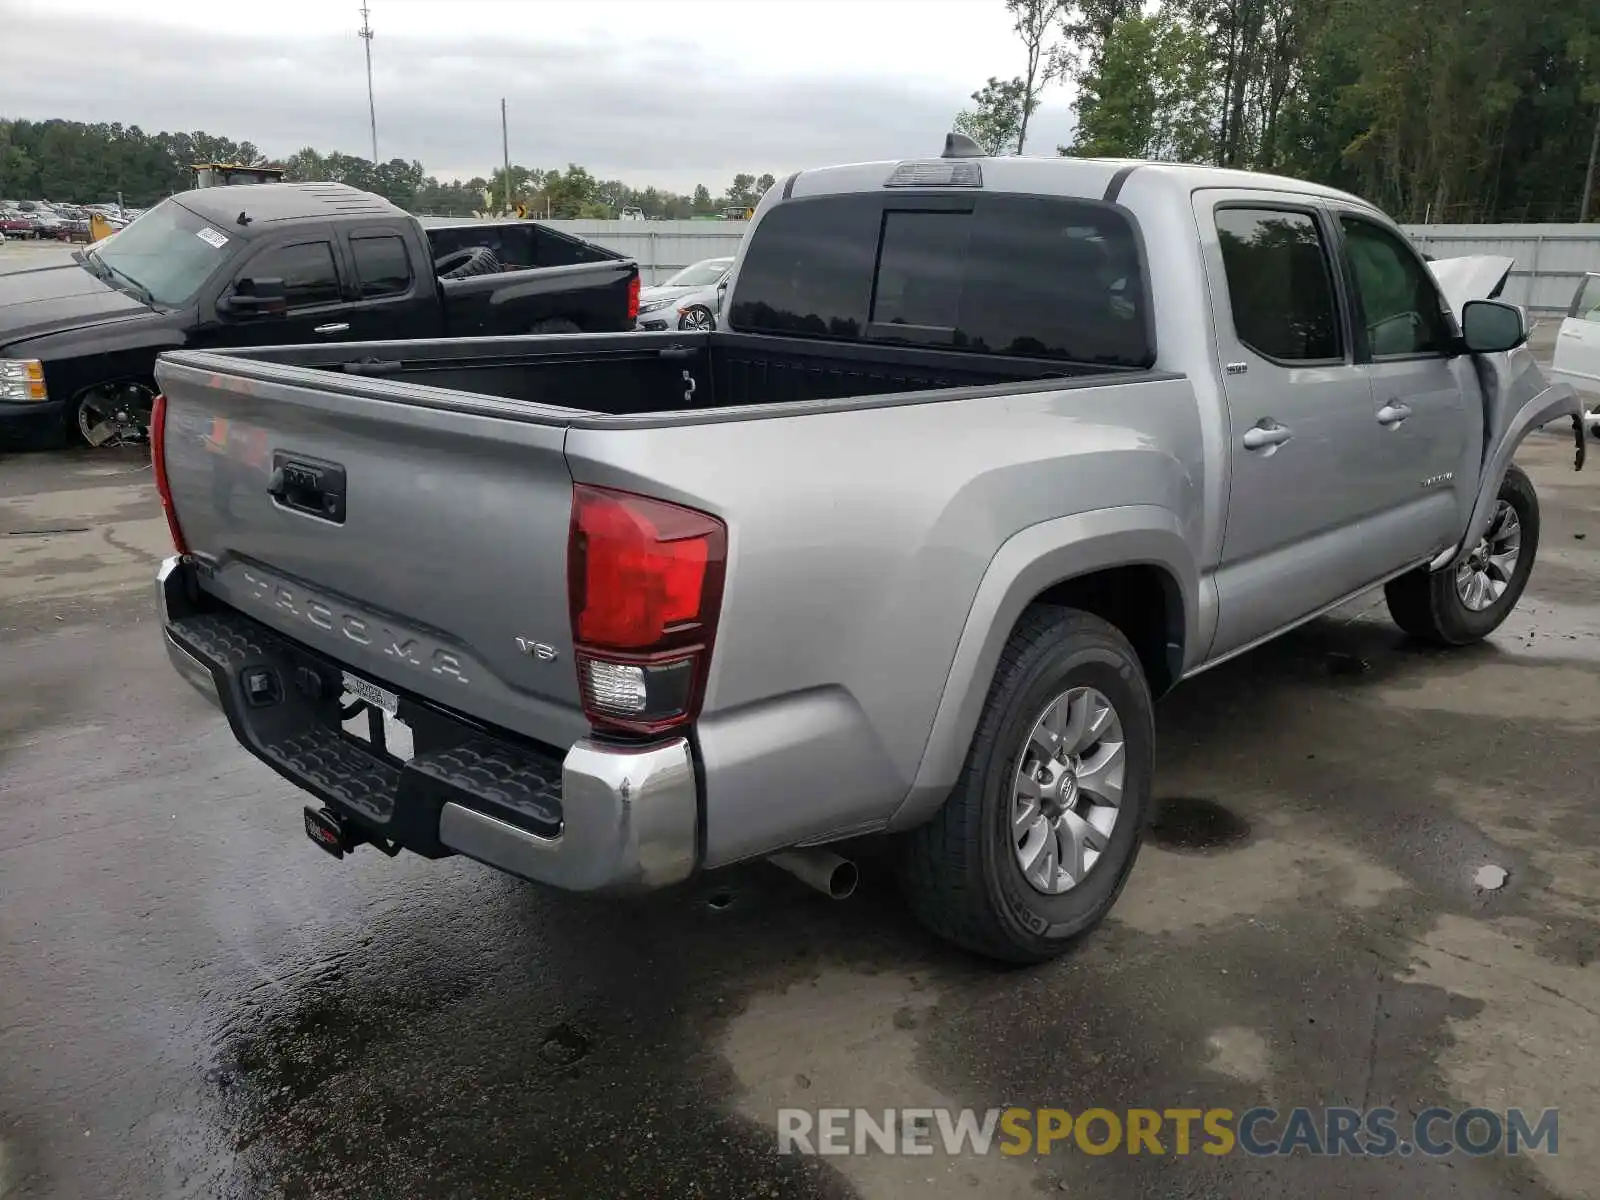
<box><xmin>268</xmin><ymin>454</ymin><xmax>348</xmax><ymax>524</ymax></box>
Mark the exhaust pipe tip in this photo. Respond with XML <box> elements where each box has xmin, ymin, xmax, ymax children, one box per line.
<box><xmin>826</xmin><ymin>856</ymin><xmax>859</xmax><ymax>900</ymax></box>
<box><xmin>768</xmin><ymin>848</ymin><xmax>858</xmax><ymax>900</ymax></box>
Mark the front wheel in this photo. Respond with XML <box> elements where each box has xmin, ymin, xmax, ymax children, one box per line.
<box><xmin>678</xmin><ymin>306</ymin><xmax>715</xmax><ymax>332</ymax></box>
<box><xmin>1384</xmin><ymin>462</ymin><xmax>1540</xmax><ymax>646</ymax></box>
<box><xmin>898</xmin><ymin>608</ymin><xmax>1155</xmax><ymax>963</ymax></box>
<box><xmin>71</xmin><ymin>381</ymin><xmax>155</xmax><ymax>448</ymax></box>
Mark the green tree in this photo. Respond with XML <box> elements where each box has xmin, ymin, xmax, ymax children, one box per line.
<box><xmin>724</xmin><ymin>173</ymin><xmax>759</xmax><ymax>207</ymax></box>
<box><xmin>1006</xmin><ymin>0</ymin><xmax>1073</xmax><ymax>151</ymax></box>
<box><xmin>1067</xmin><ymin>7</ymin><xmax>1214</xmax><ymax>161</ymax></box>
<box><xmin>955</xmin><ymin>76</ymin><xmax>1028</xmax><ymax>154</ymax></box>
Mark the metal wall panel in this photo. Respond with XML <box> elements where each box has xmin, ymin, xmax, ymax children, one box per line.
<box><xmin>544</xmin><ymin>220</ymin><xmax>749</xmax><ymax>284</ymax></box>
<box><xmin>1402</xmin><ymin>224</ymin><xmax>1599</xmax><ymax>316</ymax></box>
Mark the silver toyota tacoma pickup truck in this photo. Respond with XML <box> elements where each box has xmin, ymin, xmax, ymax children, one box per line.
<box><xmin>151</xmin><ymin>135</ymin><xmax>1586</xmax><ymax>962</ymax></box>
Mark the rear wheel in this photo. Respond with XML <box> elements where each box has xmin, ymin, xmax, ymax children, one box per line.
<box><xmin>898</xmin><ymin>608</ymin><xmax>1155</xmax><ymax>963</ymax></box>
<box><xmin>1385</xmin><ymin>463</ymin><xmax>1540</xmax><ymax>646</ymax></box>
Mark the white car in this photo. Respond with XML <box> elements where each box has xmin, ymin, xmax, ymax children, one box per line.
<box><xmin>635</xmin><ymin>256</ymin><xmax>734</xmax><ymax>331</ymax></box>
<box><xmin>1547</xmin><ymin>272</ymin><xmax>1600</xmax><ymax>439</ymax></box>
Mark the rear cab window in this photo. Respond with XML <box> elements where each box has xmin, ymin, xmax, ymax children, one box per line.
<box><xmin>729</xmin><ymin>192</ymin><xmax>1154</xmax><ymax>368</ymax></box>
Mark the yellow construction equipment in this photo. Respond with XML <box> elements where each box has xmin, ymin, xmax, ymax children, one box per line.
<box><xmin>189</xmin><ymin>163</ymin><xmax>287</xmax><ymax>189</ymax></box>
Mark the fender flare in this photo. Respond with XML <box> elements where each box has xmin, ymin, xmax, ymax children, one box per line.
<box><xmin>1430</xmin><ymin>380</ymin><xmax>1584</xmax><ymax>572</ymax></box>
<box><xmin>886</xmin><ymin>504</ymin><xmax>1199</xmax><ymax>832</ymax></box>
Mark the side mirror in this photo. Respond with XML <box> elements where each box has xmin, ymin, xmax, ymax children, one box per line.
<box><xmin>220</xmin><ymin>277</ymin><xmax>288</xmax><ymax>318</ymax></box>
<box><xmin>1460</xmin><ymin>299</ymin><xmax>1527</xmax><ymax>354</ymax></box>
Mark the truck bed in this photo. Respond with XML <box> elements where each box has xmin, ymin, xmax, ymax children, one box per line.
<box><xmin>185</xmin><ymin>330</ymin><xmax>1123</xmax><ymax>420</ymax></box>
<box><xmin>422</xmin><ymin>220</ymin><xmax>626</xmax><ymax>270</ymax></box>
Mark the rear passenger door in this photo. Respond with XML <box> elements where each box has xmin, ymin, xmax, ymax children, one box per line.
<box><xmin>336</xmin><ymin>228</ymin><xmax>431</xmax><ymax>342</ymax></box>
<box><xmin>1198</xmin><ymin>194</ymin><xmax>1404</xmax><ymax>658</ymax></box>
<box><xmin>1330</xmin><ymin>208</ymin><xmax>1473</xmax><ymax>558</ymax></box>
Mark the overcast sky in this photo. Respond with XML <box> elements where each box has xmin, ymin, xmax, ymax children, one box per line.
<box><xmin>6</xmin><ymin>0</ymin><xmax>1078</xmax><ymax>194</ymax></box>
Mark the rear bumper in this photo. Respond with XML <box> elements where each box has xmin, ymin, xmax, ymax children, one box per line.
<box><xmin>156</xmin><ymin>556</ymin><xmax>699</xmax><ymax>893</ymax></box>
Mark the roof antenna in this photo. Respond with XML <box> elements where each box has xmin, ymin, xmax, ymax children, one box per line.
<box><xmin>236</xmin><ymin>210</ymin><xmax>253</xmax><ymax>227</ymax></box>
<box><xmin>942</xmin><ymin>131</ymin><xmax>983</xmax><ymax>159</ymax></box>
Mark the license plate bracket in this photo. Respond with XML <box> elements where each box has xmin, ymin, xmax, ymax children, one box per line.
<box><xmin>338</xmin><ymin>671</ymin><xmax>414</xmax><ymax>763</ymax></box>
<box><xmin>341</xmin><ymin>670</ymin><xmax>397</xmax><ymax>715</ymax></box>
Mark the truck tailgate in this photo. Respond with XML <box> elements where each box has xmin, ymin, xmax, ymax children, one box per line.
<box><xmin>154</xmin><ymin>354</ymin><xmax>588</xmax><ymax>750</ymax></box>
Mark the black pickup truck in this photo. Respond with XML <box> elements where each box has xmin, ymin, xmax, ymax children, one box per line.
<box><xmin>0</xmin><ymin>182</ymin><xmax>640</xmax><ymax>448</ymax></box>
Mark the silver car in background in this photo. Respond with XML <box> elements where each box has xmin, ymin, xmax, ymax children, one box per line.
<box><xmin>634</xmin><ymin>256</ymin><xmax>733</xmax><ymax>331</ymax></box>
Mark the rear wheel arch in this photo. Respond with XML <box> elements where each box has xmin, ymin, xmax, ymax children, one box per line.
<box><xmin>889</xmin><ymin>510</ymin><xmax>1195</xmax><ymax>832</ymax></box>
<box><xmin>1029</xmin><ymin>564</ymin><xmax>1186</xmax><ymax>699</ymax></box>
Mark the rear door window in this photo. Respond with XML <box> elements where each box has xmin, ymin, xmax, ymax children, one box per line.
<box><xmin>730</xmin><ymin>193</ymin><xmax>1153</xmax><ymax>367</ymax></box>
<box><xmin>1214</xmin><ymin>207</ymin><xmax>1343</xmax><ymax>363</ymax></box>
<box><xmin>350</xmin><ymin>234</ymin><xmax>413</xmax><ymax>298</ymax></box>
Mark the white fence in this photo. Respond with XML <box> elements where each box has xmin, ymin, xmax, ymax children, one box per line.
<box><xmin>1402</xmin><ymin>225</ymin><xmax>1596</xmax><ymax>316</ymax></box>
<box><xmin>501</xmin><ymin>217</ymin><xmax>1600</xmax><ymax>309</ymax></box>
<box><xmin>544</xmin><ymin>220</ymin><xmax>748</xmax><ymax>285</ymax></box>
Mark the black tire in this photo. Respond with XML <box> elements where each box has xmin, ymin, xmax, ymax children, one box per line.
<box><xmin>68</xmin><ymin>380</ymin><xmax>154</xmax><ymax>449</ymax></box>
<box><xmin>1384</xmin><ymin>463</ymin><xmax>1540</xmax><ymax>646</ymax></box>
<box><xmin>433</xmin><ymin>245</ymin><xmax>502</xmax><ymax>280</ymax></box>
<box><xmin>678</xmin><ymin>305</ymin><xmax>715</xmax><ymax>332</ymax></box>
<box><xmin>898</xmin><ymin>607</ymin><xmax>1155</xmax><ymax>963</ymax></box>
<box><xmin>529</xmin><ymin>318</ymin><xmax>581</xmax><ymax>334</ymax></box>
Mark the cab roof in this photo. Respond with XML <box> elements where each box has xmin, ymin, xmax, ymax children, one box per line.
<box><xmin>172</xmin><ymin>182</ymin><xmax>405</xmax><ymax>234</ymax></box>
<box><xmin>786</xmin><ymin>154</ymin><xmax>1375</xmax><ymax>213</ymax></box>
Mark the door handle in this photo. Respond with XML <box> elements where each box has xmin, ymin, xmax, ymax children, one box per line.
<box><xmin>314</xmin><ymin>323</ymin><xmax>351</xmax><ymax>334</ymax></box>
<box><xmin>1376</xmin><ymin>401</ymin><xmax>1413</xmax><ymax>427</ymax></box>
<box><xmin>1560</xmin><ymin>329</ymin><xmax>1581</xmax><ymax>338</ymax></box>
<box><xmin>1241</xmin><ymin>420</ymin><xmax>1293</xmax><ymax>451</ymax></box>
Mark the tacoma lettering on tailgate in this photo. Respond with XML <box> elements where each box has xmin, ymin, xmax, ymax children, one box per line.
<box><xmin>239</xmin><ymin>567</ymin><xmax>472</xmax><ymax>685</ymax></box>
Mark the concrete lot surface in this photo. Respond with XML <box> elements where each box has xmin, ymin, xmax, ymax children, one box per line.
<box><xmin>1</xmin><ymin>431</ymin><xmax>1596</xmax><ymax>1198</ymax></box>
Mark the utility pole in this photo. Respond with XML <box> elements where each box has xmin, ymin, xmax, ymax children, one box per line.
<box><xmin>1583</xmin><ymin>103</ymin><xmax>1600</xmax><ymax>222</ymax></box>
<box><xmin>359</xmin><ymin>3</ymin><xmax>378</xmax><ymax>164</ymax></box>
<box><xmin>501</xmin><ymin>98</ymin><xmax>512</xmax><ymax>216</ymax></box>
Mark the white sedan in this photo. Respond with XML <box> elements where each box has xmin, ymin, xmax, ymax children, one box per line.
<box><xmin>635</xmin><ymin>256</ymin><xmax>734</xmax><ymax>332</ymax></box>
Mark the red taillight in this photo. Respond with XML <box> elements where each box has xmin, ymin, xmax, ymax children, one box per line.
<box><xmin>626</xmin><ymin>273</ymin><xmax>641</xmax><ymax>321</ymax></box>
<box><xmin>568</xmin><ymin>484</ymin><xmax>726</xmax><ymax>735</ymax></box>
<box><xmin>149</xmin><ymin>392</ymin><xmax>189</xmax><ymax>556</ymax></box>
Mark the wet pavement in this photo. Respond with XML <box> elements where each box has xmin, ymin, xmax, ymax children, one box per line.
<box><xmin>2</xmin><ymin>437</ymin><xmax>1597</xmax><ymax>1199</ymax></box>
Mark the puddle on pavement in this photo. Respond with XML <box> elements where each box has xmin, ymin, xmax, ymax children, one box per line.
<box><xmin>1148</xmin><ymin>795</ymin><xmax>1251</xmax><ymax>852</ymax></box>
